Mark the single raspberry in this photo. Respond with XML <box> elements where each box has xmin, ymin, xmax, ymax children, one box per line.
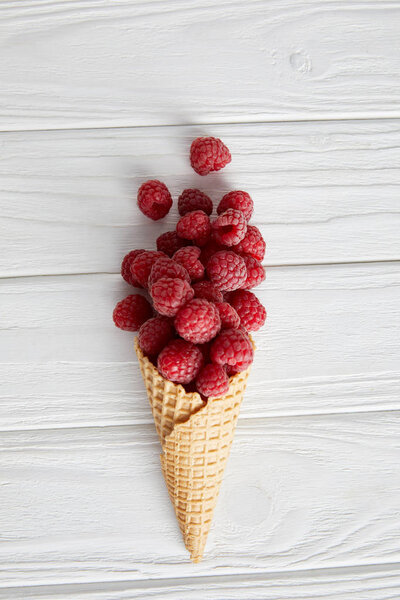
<box><xmin>121</xmin><ymin>249</ymin><xmax>145</xmax><ymax>287</ymax></box>
<box><xmin>199</xmin><ymin>239</ymin><xmax>226</xmax><ymax>266</ymax></box>
<box><xmin>233</xmin><ymin>225</ymin><xmax>266</xmax><ymax>261</ymax></box>
<box><xmin>113</xmin><ymin>294</ymin><xmax>153</xmax><ymax>332</ymax></box>
<box><xmin>176</xmin><ymin>210</ymin><xmax>211</xmax><ymax>246</ymax></box>
<box><xmin>212</xmin><ymin>208</ymin><xmax>247</xmax><ymax>246</ymax></box>
<box><xmin>241</xmin><ymin>255</ymin><xmax>266</xmax><ymax>289</ymax></box>
<box><xmin>206</xmin><ymin>250</ymin><xmax>247</xmax><ymax>291</ymax></box>
<box><xmin>137</xmin><ymin>180</ymin><xmax>172</xmax><ymax>220</ymax></box>
<box><xmin>158</xmin><ymin>339</ymin><xmax>203</xmax><ymax>384</ymax></box>
<box><xmin>173</xmin><ymin>246</ymin><xmax>204</xmax><ymax>281</ymax></box>
<box><xmin>148</xmin><ymin>256</ymin><xmax>190</xmax><ymax>288</ymax></box>
<box><xmin>138</xmin><ymin>316</ymin><xmax>174</xmax><ymax>357</ymax></box>
<box><xmin>130</xmin><ymin>250</ymin><xmax>165</xmax><ymax>288</ymax></box>
<box><xmin>150</xmin><ymin>277</ymin><xmax>194</xmax><ymax>317</ymax></box>
<box><xmin>190</xmin><ymin>137</ymin><xmax>231</xmax><ymax>176</ymax></box>
<box><xmin>217</xmin><ymin>191</ymin><xmax>253</xmax><ymax>222</ymax></box>
<box><xmin>230</xmin><ymin>290</ymin><xmax>267</xmax><ymax>332</ymax></box>
<box><xmin>210</xmin><ymin>328</ymin><xmax>254</xmax><ymax>372</ymax></box>
<box><xmin>175</xmin><ymin>299</ymin><xmax>221</xmax><ymax>344</ymax></box>
<box><xmin>156</xmin><ymin>231</ymin><xmax>188</xmax><ymax>257</ymax></box>
<box><xmin>216</xmin><ymin>302</ymin><xmax>241</xmax><ymax>329</ymax></box>
<box><xmin>178</xmin><ymin>189</ymin><xmax>213</xmax><ymax>216</ymax></box>
<box><xmin>196</xmin><ymin>363</ymin><xmax>229</xmax><ymax>398</ymax></box>
<box><xmin>192</xmin><ymin>281</ymin><xmax>223</xmax><ymax>303</ymax></box>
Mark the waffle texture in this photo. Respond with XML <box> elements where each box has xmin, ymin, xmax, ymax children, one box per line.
<box><xmin>134</xmin><ymin>338</ymin><xmax>251</xmax><ymax>562</ymax></box>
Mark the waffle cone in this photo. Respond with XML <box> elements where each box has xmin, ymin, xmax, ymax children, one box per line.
<box><xmin>134</xmin><ymin>338</ymin><xmax>251</xmax><ymax>562</ymax></box>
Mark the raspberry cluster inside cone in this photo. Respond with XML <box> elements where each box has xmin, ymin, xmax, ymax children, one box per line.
<box><xmin>114</xmin><ymin>136</ymin><xmax>266</xmax><ymax>399</ymax></box>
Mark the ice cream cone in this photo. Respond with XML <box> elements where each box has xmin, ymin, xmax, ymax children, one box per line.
<box><xmin>134</xmin><ymin>337</ymin><xmax>251</xmax><ymax>562</ymax></box>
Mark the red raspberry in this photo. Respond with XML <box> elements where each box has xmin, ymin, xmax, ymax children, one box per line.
<box><xmin>150</xmin><ymin>277</ymin><xmax>194</xmax><ymax>317</ymax></box>
<box><xmin>175</xmin><ymin>299</ymin><xmax>221</xmax><ymax>344</ymax></box>
<box><xmin>148</xmin><ymin>256</ymin><xmax>190</xmax><ymax>288</ymax></box>
<box><xmin>241</xmin><ymin>255</ymin><xmax>266</xmax><ymax>289</ymax></box>
<box><xmin>216</xmin><ymin>302</ymin><xmax>241</xmax><ymax>329</ymax></box>
<box><xmin>113</xmin><ymin>294</ymin><xmax>153</xmax><ymax>332</ymax></box>
<box><xmin>176</xmin><ymin>210</ymin><xmax>211</xmax><ymax>246</ymax></box>
<box><xmin>158</xmin><ymin>339</ymin><xmax>203</xmax><ymax>384</ymax></box>
<box><xmin>212</xmin><ymin>208</ymin><xmax>247</xmax><ymax>246</ymax></box>
<box><xmin>190</xmin><ymin>137</ymin><xmax>231</xmax><ymax>176</ymax></box>
<box><xmin>130</xmin><ymin>250</ymin><xmax>165</xmax><ymax>288</ymax></box>
<box><xmin>233</xmin><ymin>225</ymin><xmax>266</xmax><ymax>261</ymax></box>
<box><xmin>121</xmin><ymin>249</ymin><xmax>145</xmax><ymax>287</ymax></box>
<box><xmin>156</xmin><ymin>231</ymin><xmax>188</xmax><ymax>257</ymax></box>
<box><xmin>206</xmin><ymin>250</ymin><xmax>247</xmax><ymax>291</ymax></box>
<box><xmin>217</xmin><ymin>191</ymin><xmax>253</xmax><ymax>222</ymax></box>
<box><xmin>210</xmin><ymin>328</ymin><xmax>254</xmax><ymax>372</ymax></box>
<box><xmin>196</xmin><ymin>363</ymin><xmax>229</xmax><ymax>398</ymax></box>
<box><xmin>178</xmin><ymin>189</ymin><xmax>213</xmax><ymax>216</ymax></box>
<box><xmin>192</xmin><ymin>281</ymin><xmax>223</xmax><ymax>303</ymax></box>
<box><xmin>137</xmin><ymin>180</ymin><xmax>172</xmax><ymax>220</ymax></box>
<box><xmin>230</xmin><ymin>290</ymin><xmax>267</xmax><ymax>332</ymax></box>
<box><xmin>173</xmin><ymin>246</ymin><xmax>204</xmax><ymax>281</ymax></box>
<box><xmin>138</xmin><ymin>316</ymin><xmax>174</xmax><ymax>357</ymax></box>
<box><xmin>199</xmin><ymin>239</ymin><xmax>226</xmax><ymax>266</ymax></box>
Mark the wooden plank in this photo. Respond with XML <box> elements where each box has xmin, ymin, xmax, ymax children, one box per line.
<box><xmin>2</xmin><ymin>564</ymin><xmax>400</xmax><ymax>599</ymax></box>
<box><xmin>1</xmin><ymin>413</ymin><xmax>400</xmax><ymax>585</ymax></box>
<box><xmin>1</xmin><ymin>121</ymin><xmax>400</xmax><ymax>277</ymax></box>
<box><xmin>1</xmin><ymin>0</ymin><xmax>400</xmax><ymax>129</ymax></box>
<box><xmin>1</xmin><ymin>263</ymin><xmax>399</xmax><ymax>429</ymax></box>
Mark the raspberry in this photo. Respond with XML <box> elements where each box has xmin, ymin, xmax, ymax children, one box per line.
<box><xmin>130</xmin><ymin>250</ymin><xmax>165</xmax><ymax>288</ymax></box>
<box><xmin>150</xmin><ymin>277</ymin><xmax>194</xmax><ymax>317</ymax></box>
<box><xmin>241</xmin><ymin>255</ymin><xmax>266</xmax><ymax>289</ymax></box>
<box><xmin>156</xmin><ymin>231</ymin><xmax>188</xmax><ymax>257</ymax></box>
<box><xmin>113</xmin><ymin>294</ymin><xmax>153</xmax><ymax>332</ymax></box>
<box><xmin>233</xmin><ymin>225</ymin><xmax>266</xmax><ymax>261</ymax></box>
<box><xmin>217</xmin><ymin>191</ymin><xmax>253</xmax><ymax>222</ymax></box>
<box><xmin>158</xmin><ymin>339</ymin><xmax>203</xmax><ymax>384</ymax></box>
<box><xmin>196</xmin><ymin>363</ymin><xmax>229</xmax><ymax>398</ymax></box>
<box><xmin>173</xmin><ymin>246</ymin><xmax>204</xmax><ymax>281</ymax></box>
<box><xmin>138</xmin><ymin>316</ymin><xmax>174</xmax><ymax>357</ymax></box>
<box><xmin>175</xmin><ymin>299</ymin><xmax>221</xmax><ymax>344</ymax></box>
<box><xmin>137</xmin><ymin>180</ymin><xmax>172</xmax><ymax>220</ymax></box>
<box><xmin>206</xmin><ymin>250</ymin><xmax>247</xmax><ymax>291</ymax></box>
<box><xmin>216</xmin><ymin>302</ymin><xmax>241</xmax><ymax>329</ymax></box>
<box><xmin>178</xmin><ymin>189</ymin><xmax>213</xmax><ymax>216</ymax></box>
<box><xmin>190</xmin><ymin>137</ymin><xmax>231</xmax><ymax>176</ymax></box>
<box><xmin>229</xmin><ymin>290</ymin><xmax>267</xmax><ymax>332</ymax></box>
<box><xmin>210</xmin><ymin>328</ymin><xmax>254</xmax><ymax>372</ymax></box>
<box><xmin>212</xmin><ymin>208</ymin><xmax>247</xmax><ymax>246</ymax></box>
<box><xmin>176</xmin><ymin>210</ymin><xmax>211</xmax><ymax>246</ymax></box>
<box><xmin>121</xmin><ymin>249</ymin><xmax>145</xmax><ymax>287</ymax></box>
<box><xmin>148</xmin><ymin>256</ymin><xmax>190</xmax><ymax>288</ymax></box>
<box><xmin>192</xmin><ymin>281</ymin><xmax>223</xmax><ymax>303</ymax></box>
<box><xmin>199</xmin><ymin>240</ymin><xmax>226</xmax><ymax>266</ymax></box>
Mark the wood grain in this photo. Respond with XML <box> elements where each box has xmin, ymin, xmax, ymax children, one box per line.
<box><xmin>1</xmin><ymin>262</ymin><xmax>399</xmax><ymax>430</ymax></box>
<box><xmin>1</xmin><ymin>0</ymin><xmax>400</xmax><ymax>129</ymax></box>
<box><xmin>1</xmin><ymin>120</ymin><xmax>400</xmax><ymax>277</ymax></box>
<box><xmin>1</xmin><ymin>413</ymin><xmax>400</xmax><ymax>585</ymax></box>
<box><xmin>2</xmin><ymin>564</ymin><xmax>400</xmax><ymax>599</ymax></box>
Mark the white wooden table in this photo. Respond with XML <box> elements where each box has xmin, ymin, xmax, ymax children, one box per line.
<box><xmin>1</xmin><ymin>2</ymin><xmax>400</xmax><ymax>598</ymax></box>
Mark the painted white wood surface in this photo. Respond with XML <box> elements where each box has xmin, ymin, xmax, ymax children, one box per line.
<box><xmin>2</xmin><ymin>565</ymin><xmax>400</xmax><ymax>600</ymax></box>
<box><xmin>1</xmin><ymin>414</ymin><xmax>400</xmax><ymax>586</ymax></box>
<box><xmin>2</xmin><ymin>0</ymin><xmax>400</xmax><ymax>597</ymax></box>
<box><xmin>1</xmin><ymin>0</ymin><xmax>400</xmax><ymax>130</ymax></box>
<box><xmin>1</xmin><ymin>120</ymin><xmax>400</xmax><ymax>277</ymax></box>
<box><xmin>1</xmin><ymin>263</ymin><xmax>400</xmax><ymax>431</ymax></box>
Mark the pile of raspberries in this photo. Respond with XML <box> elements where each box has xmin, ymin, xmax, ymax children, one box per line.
<box><xmin>113</xmin><ymin>136</ymin><xmax>266</xmax><ymax>399</ymax></box>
